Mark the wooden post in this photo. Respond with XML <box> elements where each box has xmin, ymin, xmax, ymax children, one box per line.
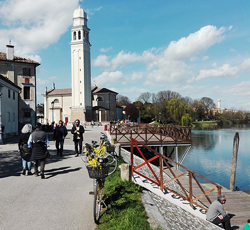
<box><xmin>159</xmin><ymin>155</ymin><xmax>163</xmax><ymax>191</ymax></box>
<box><xmin>130</xmin><ymin>138</ymin><xmax>134</xmax><ymax>175</ymax></box>
<box><xmin>230</xmin><ymin>132</ymin><xmax>239</xmax><ymax>191</ymax></box>
<box><xmin>189</xmin><ymin>172</ymin><xmax>193</xmax><ymax>208</ymax></box>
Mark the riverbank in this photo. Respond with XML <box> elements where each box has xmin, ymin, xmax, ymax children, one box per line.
<box><xmin>191</xmin><ymin>121</ymin><xmax>218</xmax><ymax>128</ymax></box>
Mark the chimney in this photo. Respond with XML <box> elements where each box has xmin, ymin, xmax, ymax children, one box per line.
<box><xmin>6</xmin><ymin>45</ymin><xmax>14</xmax><ymax>60</ymax></box>
<box><xmin>52</xmin><ymin>82</ymin><xmax>55</xmax><ymax>89</ymax></box>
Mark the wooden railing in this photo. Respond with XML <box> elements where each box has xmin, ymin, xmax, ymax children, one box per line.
<box><xmin>107</xmin><ymin>123</ymin><xmax>191</xmax><ymax>144</ymax></box>
<box><xmin>130</xmin><ymin>137</ymin><xmax>221</xmax><ymax>211</ymax></box>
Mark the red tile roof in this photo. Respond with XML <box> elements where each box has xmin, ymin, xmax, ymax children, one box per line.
<box><xmin>47</xmin><ymin>88</ymin><xmax>72</xmax><ymax>95</ymax></box>
<box><xmin>92</xmin><ymin>87</ymin><xmax>118</xmax><ymax>94</ymax></box>
<box><xmin>0</xmin><ymin>74</ymin><xmax>21</xmax><ymax>90</ymax></box>
<box><xmin>0</xmin><ymin>52</ymin><xmax>40</xmax><ymax>65</ymax></box>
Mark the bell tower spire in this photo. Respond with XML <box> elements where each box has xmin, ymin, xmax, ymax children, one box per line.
<box><xmin>70</xmin><ymin>5</ymin><xmax>92</xmax><ymax>122</ymax></box>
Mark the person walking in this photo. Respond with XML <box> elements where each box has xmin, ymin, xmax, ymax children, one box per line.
<box><xmin>28</xmin><ymin>123</ymin><xmax>49</xmax><ymax>179</ymax></box>
<box><xmin>206</xmin><ymin>195</ymin><xmax>232</xmax><ymax>230</ymax></box>
<box><xmin>18</xmin><ymin>124</ymin><xmax>33</xmax><ymax>175</ymax></box>
<box><xmin>71</xmin><ymin>119</ymin><xmax>85</xmax><ymax>157</ymax></box>
<box><xmin>53</xmin><ymin>120</ymin><xmax>67</xmax><ymax>156</ymax></box>
<box><xmin>244</xmin><ymin>219</ymin><xmax>250</xmax><ymax>230</ymax></box>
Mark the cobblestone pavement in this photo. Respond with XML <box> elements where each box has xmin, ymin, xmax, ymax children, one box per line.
<box><xmin>121</xmin><ymin>148</ymin><xmax>222</xmax><ymax>230</ymax></box>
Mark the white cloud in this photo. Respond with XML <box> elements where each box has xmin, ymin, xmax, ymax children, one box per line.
<box><xmin>202</xmin><ymin>56</ymin><xmax>209</xmax><ymax>60</ymax></box>
<box><xmin>37</xmin><ymin>78</ymin><xmax>50</xmax><ymax>86</ymax></box>
<box><xmin>196</xmin><ymin>64</ymin><xmax>239</xmax><ymax>80</ymax></box>
<box><xmin>92</xmin><ymin>55</ymin><xmax>111</xmax><ymax>69</ymax></box>
<box><xmin>0</xmin><ymin>0</ymin><xmax>78</xmax><ymax>59</ymax></box>
<box><xmin>213</xmin><ymin>85</ymin><xmax>221</xmax><ymax>90</ymax></box>
<box><xmin>131</xmin><ymin>72</ymin><xmax>143</xmax><ymax>81</ymax></box>
<box><xmin>92</xmin><ymin>25</ymin><xmax>231</xmax><ymax>88</ymax></box>
<box><xmin>110</xmin><ymin>50</ymin><xmax>142</xmax><ymax>69</ymax></box>
<box><xmin>92</xmin><ymin>71</ymin><xmax>123</xmax><ymax>87</ymax></box>
<box><xmin>85</xmin><ymin>6</ymin><xmax>102</xmax><ymax>16</ymax></box>
<box><xmin>48</xmin><ymin>76</ymin><xmax>58</xmax><ymax>80</ymax></box>
<box><xmin>241</xmin><ymin>58</ymin><xmax>250</xmax><ymax>71</ymax></box>
<box><xmin>227</xmin><ymin>81</ymin><xmax>250</xmax><ymax>96</ymax></box>
<box><xmin>196</xmin><ymin>58</ymin><xmax>250</xmax><ymax>80</ymax></box>
<box><xmin>144</xmin><ymin>59</ymin><xmax>192</xmax><ymax>86</ymax></box>
<box><xmin>163</xmin><ymin>25</ymin><xmax>227</xmax><ymax>60</ymax></box>
<box><xmin>100</xmin><ymin>47</ymin><xmax>112</xmax><ymax>52</ymax></box>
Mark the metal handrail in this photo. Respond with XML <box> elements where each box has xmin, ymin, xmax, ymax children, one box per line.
<box><xmin>107</xmin><ymin>123</ymin><xmax>191</xmax><ymax>144</ymax></box>
<box><xmin>130</xmin><ymin>137</ymin><xmax>221</xmax><ymax>211</ymax></box>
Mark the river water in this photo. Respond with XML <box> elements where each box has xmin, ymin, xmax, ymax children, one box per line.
<box><xmin>180</xmin><ymin>126</ymin><xmax>250</xmax><ymax>191</ymax></box>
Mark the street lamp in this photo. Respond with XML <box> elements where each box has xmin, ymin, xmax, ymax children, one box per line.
<box><xmin>96</xmin><ymin>109</ymin><xmax>98</xmax><ymax>122</ymax></box>
<box><xmin>0</xmin><ymin>83</ymin><xmax>3</xmax><ymax>144</ymax></box>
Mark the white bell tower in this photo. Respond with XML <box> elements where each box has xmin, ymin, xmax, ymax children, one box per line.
<box><xmin>70</xmin><ymin>5</ymin><xmax>92</xmax><ymax>122</ymax></box>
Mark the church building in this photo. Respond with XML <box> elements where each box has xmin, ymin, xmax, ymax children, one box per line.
<box><xmin>43</xmin><ymin>5</ymin><xmax>118</xmax><ymax>124</ymax></box>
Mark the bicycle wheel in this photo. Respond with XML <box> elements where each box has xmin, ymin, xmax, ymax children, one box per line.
<box><xmin>107</xmin><ymin>155</ymin><xmax>118</xmax><ymax>175</ymax></box>
<box><xmin>93</xmin><ymin>179</ymin><xmax>103</xmax><ymax>224</ymax></box>
<box><xmin>80</xmin><ymin>146</ymin><xmax>87</xmax><ymax>162</ymax></box>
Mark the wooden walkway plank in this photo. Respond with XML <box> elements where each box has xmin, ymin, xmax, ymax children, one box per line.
<box><xmin>164</xmin><ymin>168</ymin><xmax>250</xmax><ymax>229</ymax></box>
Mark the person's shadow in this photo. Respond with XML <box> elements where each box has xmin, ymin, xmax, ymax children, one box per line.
<box><xmin>45</xmin><ymin>166</ymin><xmax>82</xmax><ymax>179</ymax></box>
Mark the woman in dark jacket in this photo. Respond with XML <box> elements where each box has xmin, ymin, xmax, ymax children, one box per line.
<box><xmin>28</xmin><ymin>123</ymin><xmax>49</xmax><ymax>179</ymax></box>
<box><xmin>18</xmin><ymin>124</ymin><xmax>33</xmax><ymax>175</ymax></box>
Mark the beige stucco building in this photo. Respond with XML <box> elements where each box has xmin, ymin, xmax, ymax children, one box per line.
<box><xmin>43</xmin><ymin>85</ymin><xmax>117</xmax><ymax>124</ymax></box>
<box><xmin>0</xmin><ymin>74</ymin><xmax>21</xmax><ymax>139</ymax></box>
<box><xmin>0</xmin><ymin>45</ymin><xmax>40</xmax><ymax>129</ymax></box>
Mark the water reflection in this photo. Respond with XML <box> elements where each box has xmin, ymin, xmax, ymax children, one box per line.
<box><xmin>181</xmin><ymin>127</ymin><xmax>250</xmax><ymax>191</ymax></box>
<box><xmin>191</xmin><ymin>131</ymin><xmax>216</xmax><ymax>151</ymax></box>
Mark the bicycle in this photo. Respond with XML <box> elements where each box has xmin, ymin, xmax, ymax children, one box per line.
<box><xmin>81</xmin><ymin>133</ymin><xmax>118</xmax><ymax>175</ymax></box>
<box><xmin>86</xmin><ymin>153</ymin><xmax>110</xmax><ymax>224</ymax></box>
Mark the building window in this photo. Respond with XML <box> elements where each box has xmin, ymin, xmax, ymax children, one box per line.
<box><xmin>7</xmin><ymin>112</ymin><xmax>10</xmax><ymax>122</ymax></box>
<box><xmin>23</xmin><ymin>68</ymin><xmax>31</xmax><ymax>76</ymax></box>
<box><xmin>73</xmin><ymin>31</ymin><xmax>76</xmax><ymax>40</ymax></box>
<box><xmin>24</xmin><ymin>111</ymin><xmax>31</xmax><ymax>118</ymax></box>
<box><xmin>8</xmin><ymin>89</ymin><xmax>10</xmax><ymax>98</ymax></box>
<box><xmin>78</xmin><ymin>31</ymin><xmax>81</xmax><ymax>40</ymax></box>
<box><xmin>13</xmin><ymin>91</ymin><xmax>15</xmax><ymax>100</ymax></box>
<box><xmin>13</xmin><ymin>113</ymin><xmax>15</xmax><ymax>122</ymax></box>
<box><xmin>24</xmin><ymin>87</ymin><xmax>30</xmax><ymax>99</ymax></box>
<box><xmin>96</xmin><ymin>96</ymin><xmax>104</xmax><ymax>102</ymax></box>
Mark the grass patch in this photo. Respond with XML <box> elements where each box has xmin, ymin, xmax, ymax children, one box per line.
<box><xmin>96</xmin><ymin>158</ymin><xmax>156</xmax><ymax>230</ymax></box>
<box><xmin>192</xmin><ymin>121</ymin><xmax>218</xmax><ymax>127</ymax></box>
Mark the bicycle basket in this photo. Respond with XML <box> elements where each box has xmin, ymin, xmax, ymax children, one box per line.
<box><xmin>86</xmin><ymin>164</ymin><xmax>110</xmax><ymax>179</ymax></box>
<box><xmin>106</xmin><ymin>145</ymin><xmax>115</xmax><ymax>153</ymax></box>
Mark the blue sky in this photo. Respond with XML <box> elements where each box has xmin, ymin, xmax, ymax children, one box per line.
<box><xmin>0</xmin><ymin>0</ymin><xmax>249</xmax><ymax>110</ymax></box>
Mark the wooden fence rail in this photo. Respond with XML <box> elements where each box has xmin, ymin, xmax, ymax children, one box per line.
<box><xmin>130</xmin><ymin>137</ymin><xmax>221</xmax><ymax>211</ymax></box>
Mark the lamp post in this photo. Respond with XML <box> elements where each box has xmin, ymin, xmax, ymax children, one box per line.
<box><xmin>96</xmin><ymin>110</ymin><xmax>98</xmax><ymax>122</ymax></box>
<box><xmin>51</xmin><ymin>100</ymin><xmax>55</xmax><ymax>124</ymax></box>
<box><xmin>0</xmin><ymin>84</ymin><xmax>3</xmax><ymax>144</ymax></box>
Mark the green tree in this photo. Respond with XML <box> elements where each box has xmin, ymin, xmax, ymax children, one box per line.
<box><xmin>192</xmin><ymin>100</ymin><xmax>206</xmax><ymax>121</ymax></box>
<box><xmin>124</xmin><ymin>103</ymin><xmax>139</xmax><ymax>121</ymax></box>
<box><xmin>117</xmin><ymin>95</ymin><xmax>131</xmax><ymax>105</ymax></box>
<box><xmin>167</xmin><ymin>98</ymin><xmax>192</xmax><ymax>124</ymax></box>
<box><xmin>37</xmin><ymin>103</ymin><xmax>44</xmax><ymax>115</ymax></box>
<box><xmin>181</xmin><ymin>113</ymin><xmax>192</xmax><ymax>126</ymax></box>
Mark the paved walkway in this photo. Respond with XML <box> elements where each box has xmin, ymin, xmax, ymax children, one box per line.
<box><xmin>0</xmin><ymin>126</ymin><xmax>105</xmax><ymax>230</ymax></box>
